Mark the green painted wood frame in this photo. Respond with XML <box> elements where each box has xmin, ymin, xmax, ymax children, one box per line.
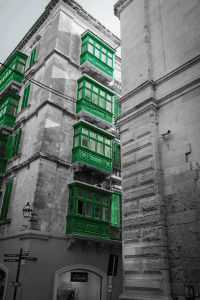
<box><xmin>77</xmin><ymin>75</ymin><xmax>115</xmax><ymax>124</ymax></box>
<box><xmin>0</xmin><ymin>92</ymin><xmax>20</xmax><ymax>128</ymax></box>
<box><xmin>72</xmin><ymin>120</ymin><xmax>114</xmax><ymax>173</ymax></box>
<box><xmin>0</xmin><ymin>181</ymin><xmax>13</xmax><ymax>221</ymax></box>
<box><xmin>0</xmin><ymin>51</ymin><xmax>28</xmax><ymax>92</ymax></box>
<box><xmin>80</xmin><ymin>31</ymin><xmax>115</xmax><ymax>78</ymax></box>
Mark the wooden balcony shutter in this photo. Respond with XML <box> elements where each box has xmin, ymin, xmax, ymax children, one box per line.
<box><xmin>29</xmin><ymin>48</ymin><xmax>37</xmax><ymax>67</ymax></box>
<box><xmin>21</xmin><ymin>84</ymin><xmax>31</xmax><ymax>110</ymax></box>
<box><xmin>4</xmin><ymin>136</ymin><xmax>14</xmax><ymax>159</ymax></box>
<box><xmin>0</xmin><ymin>181</ymin><xmax>13</xmax><ymax>220</ymax></box>
<box><xmin>12</xmin><ymin>128</ymin><xmax>22</xmax><ymax>156</ymax></box>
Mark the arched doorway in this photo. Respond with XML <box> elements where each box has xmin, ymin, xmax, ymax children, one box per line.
<box><xmin>0</xmin><ymin>264</ymin><xmax>8</xmax><ymax>300</ymax></box>
<box><xmin>53</xmin><ymin>265</ymin><xmax>107</xmax><ymax>300</ymax></box>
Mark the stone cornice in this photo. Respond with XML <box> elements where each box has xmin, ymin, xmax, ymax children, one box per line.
<box><xmin>114</xmin><ymin>0</ymin><xmax>133</xmax><ymax>19</ymax></box>
<box><xmin>4</xmin><ymin>151</ymin><xmax>71</xmax><ymax>178</ymax></box>
<box><xmin>118</xmin><ymin>80</ymin><xmax>156</xmax><ymax>106</ymax></box>
<box><xmin>117</xmin><ymin>99</ymin><xmax>158</xmax><ymax>127</ymax></box>
<box><xmin>2</xmin><ymin>0</ymin><xmax>121</xmax><ymax>69</ymax></box>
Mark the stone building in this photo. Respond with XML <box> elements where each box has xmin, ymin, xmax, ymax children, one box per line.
<box><xmin>114</xmin><ymin>0</ymin><xmax>200</xmax><ymax>300</ymax></box>
<box><xmin>0</xmin><ymin>1</ymin><xmax>123</xmax><ymax>299</ymax></box>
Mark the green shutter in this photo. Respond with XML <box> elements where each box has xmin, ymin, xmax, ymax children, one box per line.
<box><xmin>12</xmin><ymin>128</ymin><xmax>22</xmax><ymax>157</ymax></box>
<box><xmin>0</xmin><ymin>181</ymin><xmax>13</xmax><ymax>221</ymax></box>
<box><xmin>111</xmin><ymin>193</ymin><xmax>120</xmax><ymax>227</ymax></box>
<box><xmin>0</xmin><ymin>158</ymin><xmax>7</xmax><ymax>174</ymax></box>
<box><xmin>4</xmin><ymin>136</ymin><xmax>14</xmax><ymax>159</ymax></box>
<box><xmin>29</xmin><ymin>48</ymin><xmax>37</xmax><ymax>67</ymax></box>
<box><xmin>21</xmin><ymin>84</ymin><xmax>31</xmax><ymax>109</ymax></box>
<box><xmin>114</xmin><ymin>141</ymin><xmax>118</xmax><ymax>167</ymax></box>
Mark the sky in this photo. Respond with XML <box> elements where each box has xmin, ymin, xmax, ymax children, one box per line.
<box><xmin>0</xmin><ymin>0</ymin><xmax>121</xmax><ymax>63</ymax></box>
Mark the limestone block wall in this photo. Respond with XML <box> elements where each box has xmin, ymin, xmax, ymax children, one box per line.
<box><xmin>159</xmin><ymin>85</ymin><xmax>200</xmax><ymax>298</ymax></box>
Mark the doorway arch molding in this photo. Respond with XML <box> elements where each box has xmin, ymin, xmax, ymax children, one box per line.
<box><xmin>53</xmin><ymin>264</ymin><xmax>107</xmax><ymax>300</ymax></box>
<box><xmin>0</xmin><ymin>263</ymin><xmax>9</xmax><ymax>300</ymax></box>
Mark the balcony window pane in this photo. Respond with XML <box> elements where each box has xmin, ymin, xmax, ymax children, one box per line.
<box><xmin>11</xmin><ymin>99</ymin><xmax>18</xmax><ymax>106</ymax></box>
<box><xmin>93</xmin><ymin>86</ymin><xmax>98</xmax><ymax>93</ymax></box>
<box><xmin>105</xmin><ymin>139</ymin><xmax>111</xmax><ymax>145</ymax></box>
<box><xmin>98</xmin><ymin>143</ymin><xmax>103</xmax><ymax>155</ymax></box>
<box><xmin>82</xmin><ymin>39</ymin><xmax>86</xmax><ymax>44</ymax></box>
<box><xmin>98</xmin><ymin>135</ymin><xmax>103</xmax><ymax>142</ymax></box>
<box><xmin>82</xmin><ymin>44</ymin><xmax>86</xmax><ymax>53</ymax></box>
<box><xmin>95</xmin><ymin>194</ymin><xmax>101</xmax><ymax>202</ymax></box>
<box><xmin>105</xmin><ymin>146</ymin><xmax>111</xmax><ymax>157</ymax></box>
<box><xmin>71</xmin><ymin>189</ymin><xmax>74</xmax><ymax>197</ymax></box>
<box><xmin>86</xmin><ymin>82</ymin><xmax>91</xmax><ymax>89</ymax></box>
<box><xmin>95</xmin><ymin>43</ymin><xmax>100</xmax><ymax>49</ymax></box>
<box><xmin>90</xmin><ymin>140</ymin><xmax>96</xmax><ymax>151</ymax></box>
<box><xmin>69</xmin><ymin>201</ymin><xmax>73</xmax><ymax>214</ymax></box>
<box><xmin>89</xmin><ymin>38</ymin><xmax>93</xmax><ymax>44</ymax></box>
<box><xmin>92</xmin><ymin>93</ymin><xmax>98</xmax><ymax>104</ymax></box>
<box><xmin>88</xmin><ymin>44</ymin><xmax>93</xmax><ymax>53</ymax></box>
<box><xmin>102</xmin><ymin>48</ymin><xmax>106</xmax><ymax>53</ymax></box>
<box><xmin>75</xmin><ymin>128</ymin><xmax>79</xmax><ymax>134</ymax></box>
<box><xmin>8</xmin><ymin>106</ymin><xmax>16</xmax><ymax>115</ymax></box>
<box><xmin>78</xmin><ymin>189</ymin><xmax>84</xmax><ymax>198</ymax></box>
<box><xmin>106</xmin><ymin>102</ymin><xmax>111</xmax><ymax>112</ymax></box>
<box><xmin>77</xmin><ymin>201</ymin><xmax>84</xmax><ymax>215</ymax></box>
<box><xmin>95</xmin><ymin>205</ymin><xmax>100</xmax><ymax>218</ymax></box>
<box><xmin>103</xmin><ymin>207</ymin><xmax>108</xmax><ymax>220</ymax></box>
<box><xmin>101</xmin><ymin>53</ymin><xmax>106</xmax><ymax>63</ymax></box>
<box><xmin>108</xmin><ymin>58</ymin><xmax>112</xmax><ymax>67</ymax></box>
<box><xmin>100</xmin><ymin>90</ymin><xmax>105</xmax><ymax>97</ymax></box>
<box><xmin>17</xmin><ymin>63</ymin><xmax>24</xmax><ymax>72</ymax></box>
<box><xmin>79</xmin><ymin>82</ymin><xmax>83</xmax><ymax>88</ymax></box>
<box><xmin>86</xmin><ymin>203</ymin><xmax>92</xmax><ymax>217</ymax></box>
<box><xmin>107</xmin><ymin>94</ymin><xmax>111</xmax><ymax>100</ymax></box>
<box><xmin>82</xmin><ymin>128</ymin><xmax>88</xmax><ymax>135</ymax></box>
<box><xmin>90</xmin><ymin>132</ymin><xmax>96</xmax><ymax>138</ymax></box>
<box><xmin>87</xmin><ymin>192</ymin><xmax>93</xmax><ymax>200</ymax></box>
<box><xmin>95</xmin><ymin>48</ymin><xmax>100</xmax><ymax>58</ymax></box>
<box><xmin>99</xmin><ymin>97</ymin><xmax>105</xmax><ymax>108</ymax></box>
<box><xmin>75</xmin><ymin>136</ymin><xmax>79</xmax><ymax>147</ymax></box>
<box><xmin>19</xmin><ymin>58</ymin><xmax>25</xmax><ymax>63</ymax></box>
<box><xmin>103</xmin><ymin>196</ymin><xmax>109</xmax><ymax>204</ymax></box>
<box><xmin>79</xmin><ymin>89</ymin><xmax>83</xmax><ymax>100</ymax></box>
<box><xmin>85</xmin><ymin>89</ymin><xmax>91</xmax><ymax>100</ymax></box>
<box><xmin>108</xmin><ymin>52</ymin><xmax>112</xmax><ymax>58</ymax></box>
<box><xmin>82</xmin><ymin>136</ymin><xmax>88</xmax><ymax>147</ymax></box>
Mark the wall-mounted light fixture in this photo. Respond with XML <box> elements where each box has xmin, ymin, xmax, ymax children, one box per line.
<box><xmin>160</xmin><ymin>130</ymin><xmax>171</xmax><ymax>140</ymax></box>
<box><xmin>22</xmin><ymin>202</ymin><xmax>32</xmax><ymax>218</ymax></box>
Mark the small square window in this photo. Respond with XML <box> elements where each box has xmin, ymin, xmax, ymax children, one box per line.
<box><xmin>75</xmin><ymin>128</ymin><xmax>79</xmax><ymax>134</ymax></box>
<box><xmin>93</xmin><ymin>86</ymin><xmax>98</xmax><ymax>93</ymax></box>
<box><xmin>99</xmin><ymin>97</ymin><xmax>105</xmax><ymax>108</ymax></box>
<box><xmin>108</xmin><ymin>52</ymin><xmax>112</xmax><ymax>58</ymax></box>
<box><xmin>82</xmin><ymin>128</ymin><xmax>88</xmax><ymax>135</ymax></box>
<box><xmin>100</xmin><ymin>90</ymin><xmax>105</xmax><ymax>97</ymax></box>
<box><xmin>89</xmin><ymin>38</ymin><xmax>93</xmax><ymax>44</ymax></box>
<box><xmin>77</xmin><ymin>201</ymin><xmax>84</xmax><ymax>215</ymax></box>
<box><xmin>8</xmin><ymin>106</ymin><xmax>16</xmax><ymax>115</ymax></box>
<box><xmin>98</xmin><ymin>136</ymin><xmax>103</xmax><ymax>142</ymax></box>
<box><xmin>86</xmin><ymin>82</ymin><xmax>91</xmax><ymax>89</ymax></box>
<box><xmin>95</xmin><ymin>194</ymin><xmax>101</xmax><ymax>202</ymax></box>
<box><xmin>103</xmin><ymin>196</ymin><xmax>109</xmax><ymax>204</ymax></box>
<box><xmin>105</xmin><ymin>139</ymin><xmax>111</xmax><ymax>145</ymax></box>
<box><xmin>102</xmin><ymin>48</ymin><xmax>106</xmax><ymax>53</ymax></box>
<box><xmin>87</xmin><ymin>192</ymin><xmax>93</xmax><ymax>200</ymax></box>
<box><xmin>90</xmin><ymin>132</ymin><xmax>96</xmax><ymax>139</ymax></box>
<box><xmin>11</xmin><ymin>99</ymin><xmax>18</xmax><ymax>106</ymax></box>
<box><xmin>95</xmin><ymin>43</ymin><xmax>100</xmax><ymax>49</ymax></box>
<box><xmin>78</xmin><ymin>189</ymin><xmax>84</xmax><ymax>198</ymax></box>
<box><xmin>79</xmin><ymin>82</ymin><xmax>83</xmax><ymax>88</ymax></box>
<box><xmin>107</xmin><ymin>94</ymin><xmax>111</xmax><ymax>101</ymax></box>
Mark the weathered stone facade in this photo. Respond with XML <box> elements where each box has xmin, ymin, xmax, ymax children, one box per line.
<box><xmin>115</xmin><ymin>0</ymin><xmax>200</xmax><ymax>299</ymax></box>
<box><xmin>0</xmin><ymin>1</ymin><xmax>123</xmax><ymax>300</ymax></box>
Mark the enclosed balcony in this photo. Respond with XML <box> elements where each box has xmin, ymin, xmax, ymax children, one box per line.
<box><xmin>66</xmin><ymin>182</ymin><xmax>121</xmax><ymax>241</ymax></box>
<box><xmin>71</xmin><ymin>120</ymin><xmax>115</xmax><ymax>174</ymax></box>
<box><xmin>0</xmin><ymin>51</ymin><xmax>28</xmax><ymax>94</ymax></box>
<box><xmin>0</xmin><ymin>93</ymin><xmax>20</xmax><ymax>128</ymax></box>
<box><xmin>76</xmin><ymin>75</ymin><xmax>115</xmax><ymax>125</ymax></box>
<box><xmin>0</xmin><ymin>136</ymin><xmax>7</xmax><ymax>174</ymax></box>
<box><xmin>80</xmin><ymin>30</ymin><xmax>115</xmax><ymax>82</ymax></box>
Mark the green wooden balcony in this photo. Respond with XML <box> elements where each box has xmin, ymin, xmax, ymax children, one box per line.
<box><xmin>71</xmin><ymin>120</ymin><xmax>115</xmax><ymax>173</ymax></box>
<box><xmin>0</xmin><ymin>93</ymin><xmax>20</xmax><ymax>128</ymax></box>
<box><xmin>66</xmin><ymin>182</ymin><xmax>121</xmax><ymax>241</ymax></box>
<box><xmin>77</xmin><ymin>75</ymin><xmax>115</xmax><ymax>125</ymax></box>
<box><xmin>0</xmin><ymin>51</ymin><xmax>28</xmax><ymax>93</ymax></box>
<box><xmin>80</xmin><ymin>31</ymin><xmax>115</xmax><ymax>78</ymax></box>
